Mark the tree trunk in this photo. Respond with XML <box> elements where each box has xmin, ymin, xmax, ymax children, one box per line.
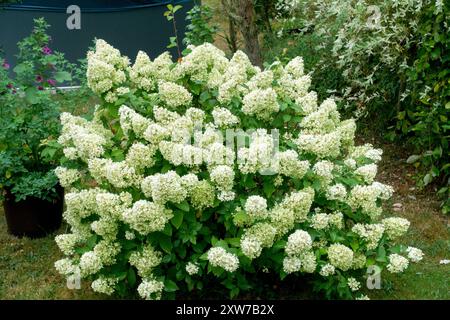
<box><xmin>228</xmin><ymin>12</ymin><xmax>238</xmax><ymax>53</ymax></box>
<box><xmin>263</xmin><ymin>0</ymin><xmax>273</xmax><ymax>34</ymax></box>
<box><xmin>221</xmin><ymin>0</ymin><xmax>238</xmax><ymax>53</ymax></box>
<box><xmin>232</xmin><ymin>0</ymin><xmax>263</xmax><ymax>67</ymax></box>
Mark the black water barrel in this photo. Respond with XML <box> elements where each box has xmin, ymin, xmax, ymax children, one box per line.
<box><xmin>0</xmin><ymin>0</ymin><xmax>194</xmax><ymax>66</ymax></box>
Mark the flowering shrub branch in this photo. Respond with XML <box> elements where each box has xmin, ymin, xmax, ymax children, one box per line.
<box><xmin>54</xmin><ymin>40</ymin><xmax>423</xmax><ymax>299</ymax></box>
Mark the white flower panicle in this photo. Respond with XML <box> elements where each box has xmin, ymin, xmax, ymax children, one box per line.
<box><xmin>327</xmin><ymin>244</ymin><xmax>354</xmax><ymax>271</ymax></box>
<box><xmin>310</xmin><ymin>213</ymin><xmax>330</xmax><ymax>230</ymax></box>
<box><xmin>122</xmin><ymin>200</ymin><xmax>173</xmax><ymax>235</ymax></box>
<box><xmin>319</xmin><ymin>263</ymin><xmax>335</xmax><ymax>277</ymax></box>
<box><xmin>382</xmin><ymin>217</ymin><xmax>410</xmax><ymax>240</ymax></box>
<box><xmin>210</xmin><ymin>165</ymin><xmax>235</xmax><ymax>192</ymax></box>
<box><xmin>387</xmin><ymin>254</ymin><xmax>409</xmax><ymax>273</ymax></box>
<box><xmin>406</xmin><ymin>247</ymin><xmax>424</xmax><ymax>262</ymax></box>
<box><xmin>137</xmin><ymin>279</ymin><xmax>165</xmax><ymax>300</ymax></box>
<box><xmin>158</xmin><ymin>81</ymin><xmax>193</xmax><ymax>108</ymax></box>
<box><xmin>352</xmin><ymin>223</ymin><xmax>385</xmax><ymax>250</ymax></box>
<box><xmin>347</xmin><ymin>278</ymin><xmax>361</xmax><ymax>292</ymax></box>
<box><xmin>207</xmin><ymin>247</ymin><xmax>239</xmax><ymax>272</ymax></box>
<box><xmin>87</xmin><ymin>39</ymin><xmax>129</xmax><ymax>97</ymax></box>
<box><xmin>212</xmin><ymin>107</ymin><xmax>239</xmax><ymax>128</ymax></box>
<box><xmin>312</xmin><ymin>160</ymin><xmax>334</xmax><ymax>185</ymax></box>
<box><xmin>55</xmin><ymin>234</ymin><xmax>79</xmax><ymax>256</ymax></box>
<box><xmin>55</xmin><ymin>167</ymin><xmax>81</xmax><ymax>188</ymax></box>
<box><xmin>355</xmin><ymin>164</ymin><xmax>378</xmax><ymax>184</ymax></box>
<box><xmin>141</xmin><ymin>171</ymin><xmax>187</xmax><ymax>204</ymax></box>
<box><xmin>283</xmin><ymin>256</ymin><xmax>302</xmax><ymax>274</ymax></box>
<box><xmin>244</xmin><ymin>195</ymin><xmax>269</xmax><ymax>220</ymax></box>
<box><xmin>285</xmin><ymin>230</ymin><xmax>313</xmax><ymax>256</ymax></box>
<box><xmin>275</xmin><ymin>150</ymin><xmax>310</xmax><ymax>179</ymax></box>
<box><xmin>91</xmin><ymin>277</ymin><xmax>119</xmax><ymax>295</ymax></box>
<box><xmin>125</xmin><ymin>142</ymin><xmax>156</xmax><ymax>170</ymax></box>
<box><xmin>79</xmin><ymin>251</ymin><xmax>103</xmax><ymax>276</ymax></box>
<box><xmin>242</xmin><ymin>88</ymin><xmax>280</xmax><ymax>121</ymax></box>
<box><xmin>129</xmin><ymin>245</ymin><xmax>162</xmax><ymax>278</ymax></box>
<box><xmin>185</xmin><ymin>262</ymin><xmax>200</xmax><ymax>275</ymax></box>
<box><xmin>326</xmin><ymin>183</ymin><xmax>347</xmax><ymax>201</ymax></box>
<box><xmin>238</xmin><ymin>130</ymin><xmax>276</xmax><ymax>174</ymax></box>
<box><xmin>240</xmin><ymin>237</ymin><xmax>263</xmax><ymax>260</ymax></box>
<box><xmin>54</xmin><ymin>258</ymin><xmax>77</xmax><ymax>276</ymax></box>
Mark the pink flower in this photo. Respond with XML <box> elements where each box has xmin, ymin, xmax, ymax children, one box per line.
<box><xmin>6</xmin><ymin>83</ymin><xmax>13</xmax><ymax>89</ymax></box>
<box><xmin>42</xmin><ymin>46</ymin><xmax>52</xmax><ymax>55</ymax></box>
<box><xmin>2</xmin><ymin>60</ymin><xmax>9</xmax><ymax>70</ymax></box>
<box><xmin>36</xmin><ymin>75</ymin><xmax>43</xmax><ymax>83</ymax></box>
<box><xmin>47</xmin><ymin>79</ymin><xmax>56</xmax><ymax>86</ymax></box>
<box><xmin>37</xmin><ymin>85</ymin><xmax>44</xmax><ymax>91</ymax></box>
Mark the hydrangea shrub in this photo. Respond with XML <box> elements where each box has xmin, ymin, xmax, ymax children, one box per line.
<box><xmin>54</xmin><ymin>40</ymin><xmax>422</xmax><ymax>299</ymax></box>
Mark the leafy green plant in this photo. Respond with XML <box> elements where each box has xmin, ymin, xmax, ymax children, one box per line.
<box><xmin>0</xmin><ymin>18</ymin><xmax>73</xmax><ymax>202</ymax></box>
<box><xmin>402</xmin><ymin>1</ymin><xmax>450</xmax><ymax>214</ymax></box>
<box><xmin>184</xmin><ymin>4</ymin><xmax>218</xmax><ymax>46</ymax></box>
<box><xmin>164</xmin><ymin>4</ymin><xmax>184</xmax><ymax>60</ymax></box>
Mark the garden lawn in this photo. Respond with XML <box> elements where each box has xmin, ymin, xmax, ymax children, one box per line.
<box><xmin>0</xmin><ymin>210</ymin><xmax>102</xmax><ymax>299</ymax></box>
<box><xmin>0</xmin><ymin>136</ymin><xmax>448</xmax><ymax>300</ymax></box>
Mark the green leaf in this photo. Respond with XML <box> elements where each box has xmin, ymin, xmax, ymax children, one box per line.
<box><xmin>225</xmin><ymin>237</ymin><xmax>241</xmax><ymax>247</ymax></box>
<box><xmin>173</xmin><ymin>5</ymin><xmax>183</xmax><ymax>13</ymax></box>
<box><xmin>210</xmin><ymin>236</ymin><xmax>218</xmax><ymax>246</ymax></box>
<box><xmin>243</xmin><ymin>175</ymin><xmax>256</xmax><ymax>188</ymax></box>
<box><xmin>171</xmin><ymin>211</ymin><xmax>184</xmax><ymax>229</ymax></box>
<box><xmin>162</xmin><ymin>223</ymin><xmax>173</xmax><ymax>236</ymax></box>
<box><xmin>312</xmin><ymin>179</ymin><xmax>322</xmax><ymax>191</ymax></box>
<box><xmin>111</xmin><ymin>148</ymin><xmax>125</xmax><ymax>161</ymax></box>
<box><xmin>25</xmin><ymin>87</ymin><xmax>39</xmax><ymax>104</ymax></box>
<box><xmin>127</xmin><ymin>268</ymin><xmax>136</xmax><ymax>287</ymax></box>
<box><xmin>116</xmin><ymin>271</ymin><xmax>128</xmax><ymax>281</ymax></box>
<box><xmin>406</xmin><ymin>155</ymin><xmax>421</xmax><ymax>164</ymax></box>
<box><xmin>164</xmin><ymin>279</ymin><xmax>179</xmax><ymax>292</ymax></box>
<box><xmin>350</xmin><ymin>240</ymin><xmax>359</xmax><ymax>251</ymax></box>
<box><xmin>199</xmin><ymin>91</ymin><xmax>210</xmax><ymax>103</ymax></box>
<box><xmin>13</xmin><ymin>63</ymin><xmax>28</xmax><ymax>74</ymax></box>
<box><xmin>54</xmin><ymin>71</ymin><xmax>72</xmax><ymax>83</ymax></box>
<box><xmin>230</xmin><ymin>287</ymin><xmax>240</xmax><ymax>298</ymax></box>
<box><xmin>175</xmin><ymin>200</ymin><xmax>190</xmax><ymax>212</ymax></box>
<box><xmin>86</xmin><ymin>234</ymin><xmax>98</xmax><ymax>249</ymax></box>
<box><xmin>376</xmin><ymin>245</ymin><xmax>386</xmax><ymax>262</ymax></box>
<box><xmin>423</xmin><ymin>173</ymin><xmax>432</xmax><ymax>186</ymax></box>
<box><xmin>161</xmin><ymin>163</ymin><xmax>172</xmax><ymax>173</ymax></box>
<box><xmin>263</xmin><ymin>182</ymin><xmax>275</xmax><ymax>198</ymax></box>
<box><xmin>160</xmin><ymin>236</ymin><xmax>173</xmax><ymax>253</ymax></box>
<box><xmin>233</xmin><ymin>211</ymin><xmax>248</xmax><ymax>225</ymax></box>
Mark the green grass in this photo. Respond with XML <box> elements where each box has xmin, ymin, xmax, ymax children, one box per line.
<box><xmin>0</xmin><ymin>211</ymin><xmax>102</xmax><ymax>300</ymax></box>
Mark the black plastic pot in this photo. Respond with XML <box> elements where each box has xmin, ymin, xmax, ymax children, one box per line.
<box><xmin>3</xmin><ymin>186</ymin><xmax>64</xmax><ymax>238</ymax></box>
